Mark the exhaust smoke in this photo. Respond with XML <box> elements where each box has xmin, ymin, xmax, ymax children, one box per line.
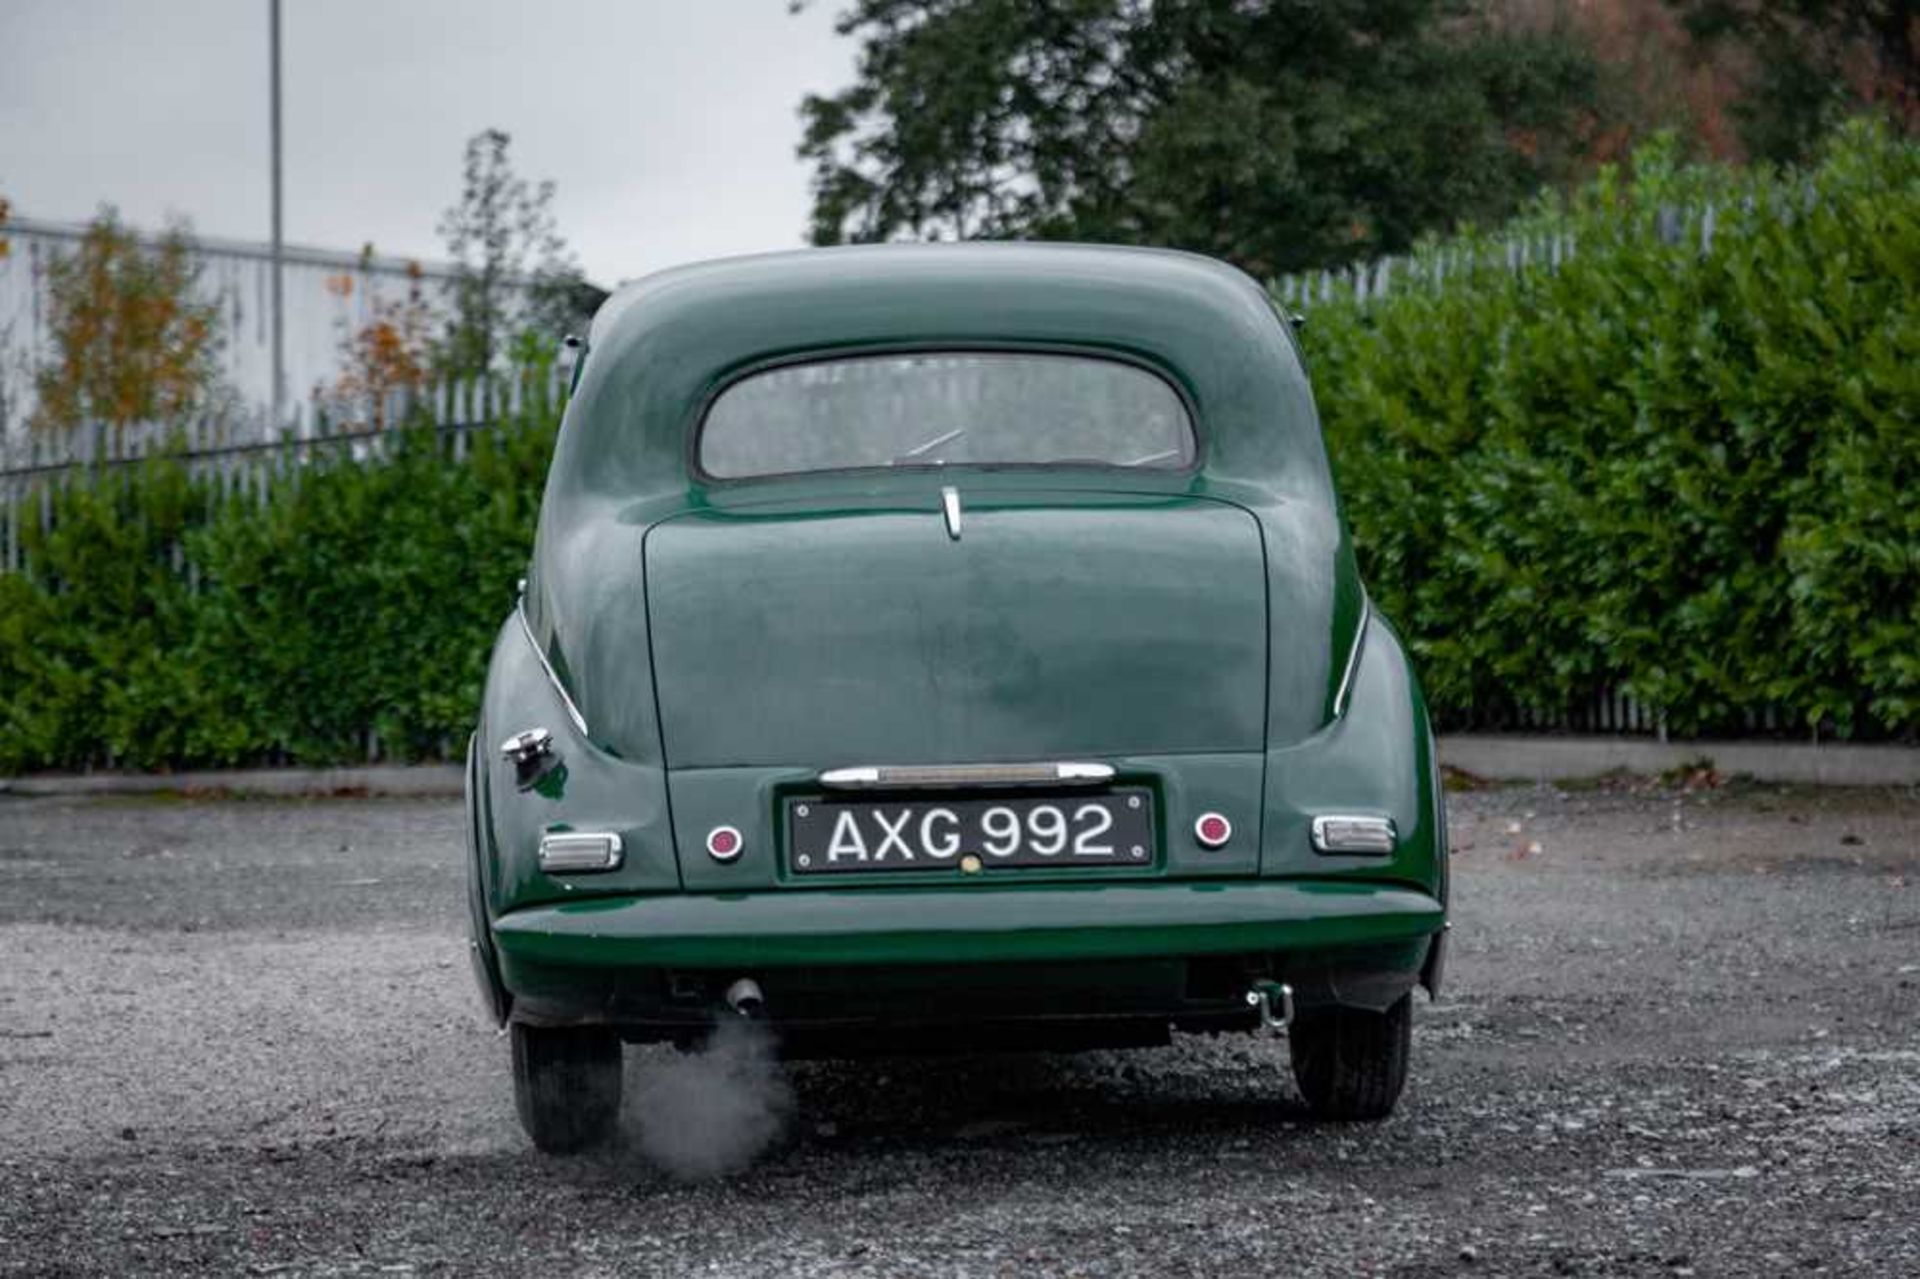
<box><xmin>631</xmin><ymin>1017</ymin><xmax>791</xmax><ymax>1179</ymax></box>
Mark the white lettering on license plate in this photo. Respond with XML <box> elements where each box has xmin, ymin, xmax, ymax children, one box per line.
<box><xmin>817</xmin><ymin>801</ymin><xmax>1127</xmax><ymax>864</ymax></box>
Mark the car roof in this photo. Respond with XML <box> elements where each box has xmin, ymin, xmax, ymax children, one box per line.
<box><xmin>590</xmin><ymin>242</ymin><xmax>1263</xmax><ymax>347</ymax></box>
<box><xmin>557</xmin><ymin>241</ymin><xmax>1330</xmax><ymax>498</ymax></box>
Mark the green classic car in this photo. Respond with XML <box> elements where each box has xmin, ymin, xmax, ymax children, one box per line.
<box><xmin>466</xmin><ymin>243</ymin><xmax>1449</xmax><ymax>1152</ymax></box>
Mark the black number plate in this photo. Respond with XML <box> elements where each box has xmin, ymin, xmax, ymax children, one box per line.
<box><xmin>787</xmin><ymin>790</ymin><xmax>1154</xmax><ymax>874</ymax></box>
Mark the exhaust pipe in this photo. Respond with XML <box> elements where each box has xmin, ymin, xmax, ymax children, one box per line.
<box><xmin>1244</xmin><ymin>980</ymin><xmax>1294</xmax><ymax>1033</ymax></box>
<box><xmin>723</xmin><ymin>977</ymin><xmax>766</xmax><ymax>1020</ymax></box>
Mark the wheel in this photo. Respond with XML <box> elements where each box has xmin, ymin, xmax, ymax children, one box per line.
<box><xmin>1288</xmin><ymin>994</ymin><xmax>1412</xmax><ymax>1121</ymax></box>
<box><xmin>511</xmin><ymin>1022</ymin><xmax>623</xmax><ymax>1153</ymax></box>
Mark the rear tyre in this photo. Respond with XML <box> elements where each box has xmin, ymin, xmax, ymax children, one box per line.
<box><xmin>1288</xmin><ymin>994</ymin><xmax>1412</xmax><ymax>1121</ymax></box>
<box><xmin>511</xmin><ymin>1023</ymin><xmax>623</xmax><ymax>1153</ymax></box>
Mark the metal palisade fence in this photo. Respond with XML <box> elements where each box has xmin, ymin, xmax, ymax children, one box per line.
<box><xmin>0</xmin><ymin>215</ymin><xmax>512</xmax><ymax>440</ymax></box>
<box><xmin>0</xmin><ymin>365</ymin><xmax>568</xmax><ymax>580</ymax></box>
<box><xmin>1271</xmin><ymin>199</ymin><xmax>1733</xmax><ymax>311</ymax></box>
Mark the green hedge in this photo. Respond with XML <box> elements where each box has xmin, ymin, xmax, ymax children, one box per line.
<box><xmin>0</xmin><ymin>417</ymin><xmax>555</xmax><ymax>772</ymax></box>
<box><xmin>0</xmin><ymin>123</ymin><xmax>1913</xmax><ymax>772</ymax></box>
<box><xmin>1307</xmin><ymin>121</ymin><xmax>1917</xmax><ymax>739</ymax></box>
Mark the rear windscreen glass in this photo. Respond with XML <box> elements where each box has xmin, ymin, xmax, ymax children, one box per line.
<box><xmin>698</xmin><ymin>352</ymin><xmax>1195</xmax><ymax>479</ymax></box>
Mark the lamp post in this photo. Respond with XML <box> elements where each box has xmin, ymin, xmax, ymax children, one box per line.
<box><xmin>269</xmin><ymin>0</ymin><xmax>285</xmax><ymax>431</ymax></box>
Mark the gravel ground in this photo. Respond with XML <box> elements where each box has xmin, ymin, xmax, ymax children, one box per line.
<box><xmin>1</xmin><ymin>780</ymin><xmax>1916</xmax><ymax>1276</ymax></box>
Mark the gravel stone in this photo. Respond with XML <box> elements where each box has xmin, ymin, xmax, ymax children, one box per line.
<box><xmin>0</xmin><ymin>781</ymin><xmax>1915</xmax><ymax>1275</ymax></box>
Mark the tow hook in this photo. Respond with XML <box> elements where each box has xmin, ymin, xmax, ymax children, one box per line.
<box><xmin>724</xmin><ymin>977</ymin><xmax>766</xmax><ymax>1020</ymax></box>
<box><xmin>1244</xmin><ymin>980</ymin><xmax>1294</xmax><ymax>1033</ymax></box>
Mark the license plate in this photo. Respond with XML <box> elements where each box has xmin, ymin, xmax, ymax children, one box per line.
<box><xmin>787</xmin><ymin>790</ymin><xmax>1154</xmax><ymax>874</ymax></box>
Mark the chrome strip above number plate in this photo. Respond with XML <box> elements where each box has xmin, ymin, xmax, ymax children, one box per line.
<box><xmin>818</xmin><ymin>761</ymin><xmax>1116</xmax><ymax>789</ymax></box>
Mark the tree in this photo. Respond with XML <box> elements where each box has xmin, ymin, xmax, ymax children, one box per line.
<box><xmin>326</xmin><ymin>251</ymin><xmax>435</xmax><ymax>431</ymax></box>
<box><xmin>30</xmin><ymin>208</ymin><xmax>225</xmax><ymax>442</ymax></box>
<box><xmin>435</xmin><ymin>129</ymin><xmax>599</xmax><ymax>379</ymax></box>
<box><xmin>1677</xmin><ymin>1</ymin><xmax>1917</xmax><ymax>165</ymax></box>
<box><xmin>1510</xmin><ymin>0</ymin><xmax>1747</xmax><ymax>165</ymax></box>
<box><xmin>797</xmin><ymin>0</ymin><xmax>1602</xmax><ymax>277</ymax></box>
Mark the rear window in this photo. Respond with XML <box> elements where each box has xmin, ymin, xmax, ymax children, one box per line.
<box><xmin>698</xmin><ymin>352</ymin><xmax>1195</xmax><ymax>479</ymax></box>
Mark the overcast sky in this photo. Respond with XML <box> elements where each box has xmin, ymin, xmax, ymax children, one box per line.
<box><xmin>0</xmin><ymin>0</ymin><xmax>859</xmax><ymax>286</ymax></box>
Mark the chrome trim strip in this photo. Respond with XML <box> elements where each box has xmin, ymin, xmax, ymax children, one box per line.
<box><xmin>900</xmin><ymin>427</ymin><xmax>965</xmax><ymax>459</ymax></box>
<box><xmin>820</xmin><ymin>766</ymin><xmax>883</xmax><ymax>786</ymax></box>
<box><xmin>515</xmin><ymin>601</ymin><xmax>589</xmax><ymax>738</ymax></box>
<box><xmin>1331</xmin><ymin>593</ymin><xmax>1370</xmax><ymax>719</ymax></box>
<box><xmin>941</xmin><ymin>485</ymin><xmax>963</xmax><ymax>541</ymax></box>
<box><xmin>1054</xmin><ymin>762</ymin><xmax>1114</xmax><ymax>782</ymax></box>
<box><xmin>818</xmin><ymin>761</ymin><xmax>1117</xmax><ymax>789</ymax></box>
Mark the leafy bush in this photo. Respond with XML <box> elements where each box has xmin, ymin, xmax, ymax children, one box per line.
<box><xmin>0</xmin><ymin>123</ymin><xmax>1912</xmax><ymax>772</ymax></box>
<box><xmin>1306</xmin><ymin>121</ymin><xmax>1917</xmax><ymax>738</ymax></box>
<box><xmin>0</xmin><ymin>410</ymin><xmax>555</xmax><ymax>772</ymax></box>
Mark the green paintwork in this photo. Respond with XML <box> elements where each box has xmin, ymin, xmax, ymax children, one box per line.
<box><xmin>491</xmin><ymin>879</ymin><xmax>1444</xmax><ymax>971</ymax></box>
<box><xmin>522</xmin><ymin>244</ymin><xmax>1362</xmax><ymax>766</ymax></box>
<box><xmin>1263</xmin><ymin>614</ymin><xmax>1447</xmax><ymax>891</ymax></box>
<box><xmin>467</xmin><ymin>243</ymin><xmax>1444</xmax><ymax>1028</ymax></box>
<box><xmin>645</xmin><ymin>492</ymin><xmax>1268</xmax><ymax>767</ymax></box>
<box><xmin>476</xmin><ymin>615</ymin><xmax>681</xmax><ymax>905</ymax></box>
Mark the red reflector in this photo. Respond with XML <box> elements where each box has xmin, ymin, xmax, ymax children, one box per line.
<box><xmin>706</xmin><ymin>825</ymin><xmax>743</xmax><ymax>861</ymax></box>
<box><xmin>1195</xmin><ymin>813</ymin><xmax>1232</xmax><ymax>848</ymax></box>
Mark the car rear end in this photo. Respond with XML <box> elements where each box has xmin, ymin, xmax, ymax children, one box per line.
<box><xmin>466</xmin><ymin>246</ymin><xmax>1447</xmax><ymax>1150</ymax></box>
<box><xmin>477</xmin><ymin>586</ymin><xmax>1446</xmax><ymax>1055</ymax></box>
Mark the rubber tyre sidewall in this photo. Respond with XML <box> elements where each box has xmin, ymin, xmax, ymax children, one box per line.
<box><xmin>1288</xmin><ymin>994</ymin><xmax>1412</xmax><ymax>1122</ymax></box>
<box><xmin>511</xmin><ymin>1022</ymin><xmax>624</xmax><ymax>1154</ymax></box>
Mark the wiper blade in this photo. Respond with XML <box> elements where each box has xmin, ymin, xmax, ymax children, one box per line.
<box><xmin>892</xmin><ymin>427</ymin><xmax>965</xmax><ymax>463</ymax></box>
<box><xmin>1122</xmin><ymin>448</ymin><xmax>1180</xmax><ymax>467</ymax></box>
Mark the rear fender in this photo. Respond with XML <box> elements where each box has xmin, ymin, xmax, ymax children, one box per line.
<box><xmin>476</xmin><ymin>612</ymin><xmax>681</xmax><ymax>922</ymax></box>
<box><xmin>1260</xmin><ymin>612</ymin><xmax>1445</xmax><ymax>905</ymax></box>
